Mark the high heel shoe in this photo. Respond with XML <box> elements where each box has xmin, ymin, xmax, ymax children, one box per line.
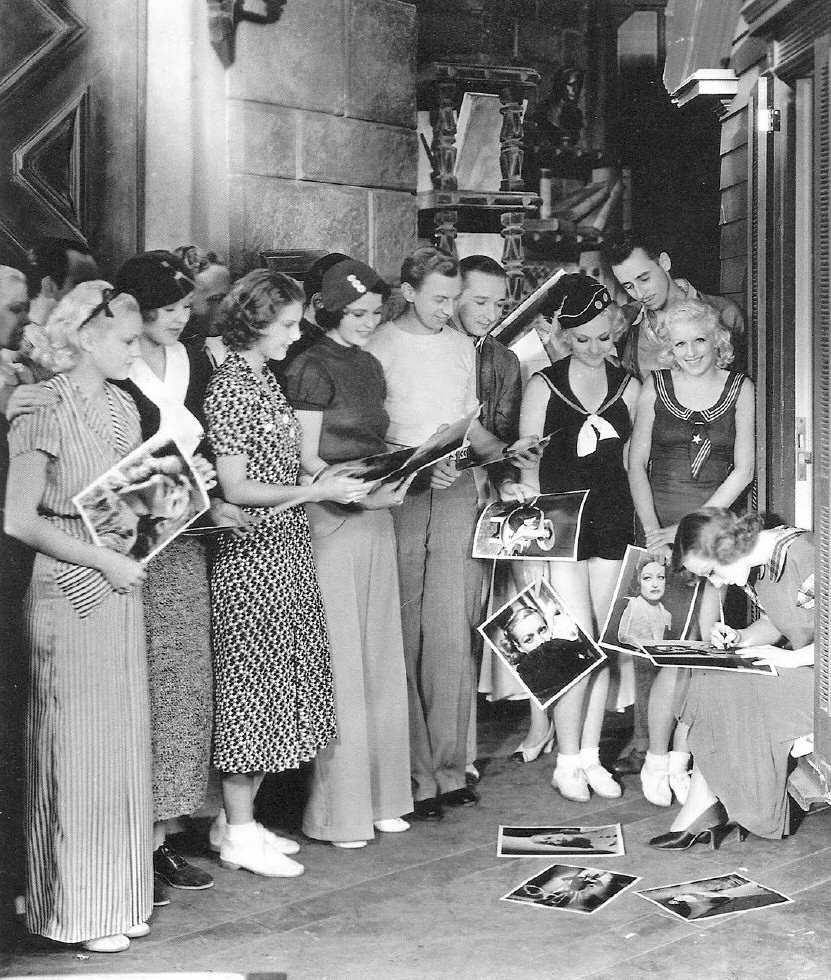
<box><xmin>512</xmin><ymin>720</ymin><xmax>556</xmax><ymax>764</ymax></box>
<box><xmin>649</xmin><ymin>801</ymin><xmax>729</xmax><ymax>851</ymax></box>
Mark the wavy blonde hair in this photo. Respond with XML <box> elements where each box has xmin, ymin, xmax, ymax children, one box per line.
<box><xmin>0</xmin><ymin>265</ymin><xmax>26</xmax><ymax>293</ymax></box>
<box><xmin>28</xmin><ymin>280</ymin><xmax>139</xmax><ymax>374</ymax></box>
<box><xmin>663</xmin><ymin>299</ymin><xmax>734</xmax><ymax>370</ymax></box>
<box><xmin>549</xmin><ymin>302</ymin><xmax>629</xmax><ymax>353</ymax></box>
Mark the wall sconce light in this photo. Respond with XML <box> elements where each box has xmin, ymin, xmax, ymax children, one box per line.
<box><xmin>207</xmin><ymin>0</ymin><xmax>287</xmax><ymax>67</ymax></box>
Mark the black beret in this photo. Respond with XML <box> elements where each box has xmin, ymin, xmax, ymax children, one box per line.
<box><xmin>319</xmin><ymin>260</ymin><xmax>388</xmax><ymax>313</ymax></box>
<box><xmin>548</xmin><ymin>273</ymin><xmax>613</xmax><ymax>329</ymax></box>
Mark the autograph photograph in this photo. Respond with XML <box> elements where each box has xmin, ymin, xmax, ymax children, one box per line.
<box><xmin>472</xmin><ymin>490</ymin><xmax>589</xmax><ymax>561</ymax></box>
<box><xmin>497</xmin><ymin>824</ymin><xmax>624</xmax><ymax>857</ymax></box>
<box><xmin>637</xmin><ymin>640</ymin><xmax>778</xmax><ymax>675</ymax></box>
<box><xmin>501</xmin><ymin>864</ymin><xmax>640</xmax><ymax>915</ymax></box>
<box><xmin>342</xmin><ymin>407</ymin><xmax>479</xmax><ymax>485</ymax></box>
<box><xmin>599</xmin><ymin>545</ymin><xmax>702</xmax><ymax>656</ymax></box>
<box><xmin>73</xmin><ymin>433</ymin><xmax>209</xmax><ymax>563</ymax></box>
<box><xmin>478</xmin><ymin>577</ymin><xmax>606</xmax><ymax>711</ymax></box>
<box><xmin>637</xmin><ymin>873</ymin><xmax>793</xmax><ymax>922</ymax></box>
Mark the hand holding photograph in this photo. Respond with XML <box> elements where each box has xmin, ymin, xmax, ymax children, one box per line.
<box><xmin>599</xmin><ymin>545</ymin><xmax>702</xmax><ymax>656</ymax></box>
<box><xmin>637</xmin><ymin>873</ymin><xmax>793</xmax><ymax>922</ymax></box>
<box><xmin>472</xmin><ymin>490</ymin><xmax>590</xmax><ymax>561</ymax></box>
<box><xmin>72</xmin><ymin>433</ymin><xmax>210</xmax><ymax>563</ymax></box>
<box><xmin>501</xmin><ymin>864</ymin><xmax>640</xmax><ymax>915</ymax></box>
<box><xmin>498</xmin><ymin>824</ymin><xmax>624</xmax><ymax>857</ymax></box>
<box><xmin>338</xmin><ymin>407</ymin><xmax>480</xmax><ymax>486</ymax></box>
<box><xmin>478</xmin><ymin>577</ymin><xmax>606</xmax><ymax>711</ymax></box>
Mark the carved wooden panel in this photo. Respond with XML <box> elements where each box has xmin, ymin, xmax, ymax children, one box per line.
<box><xmin>13</xmin><ymin>90</ymin><xmax>88</xmax><ymax>234</ymax></box>
<box><xmin>0</xmin><ymin>0</ymin><xmax>145</xmax><ymax>275</ymax></box>
<box><xmin>0</xmin><ymin>0</ymin><xmax>85</xmax><ymax>103</ymax></box>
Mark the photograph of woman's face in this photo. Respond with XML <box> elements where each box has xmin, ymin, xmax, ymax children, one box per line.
<box><xmin>639</xmin><ymin>561</ymin><xmax>666</xmax><ymax>603</ymax></box>
<box><xmin>507</xmin><ymin>610</ymin><xmax>550</xmax><ymax>654</ymax></box>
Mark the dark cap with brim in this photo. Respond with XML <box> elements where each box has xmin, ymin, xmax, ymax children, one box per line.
<box><xmin>319</xmin><ymin>260</ymin><xmax>388</xmax><ymax>313</ymax></box>
<box><xmin>115</xmin><ymin>250</ymin><xmax>195</xmax><ymax>311</ymax></box>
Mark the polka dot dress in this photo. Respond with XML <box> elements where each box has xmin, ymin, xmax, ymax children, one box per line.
<box><xmin>205</xmin><ymin>351</ymin><xmax>336</xmax><ymax>773</ymax></box>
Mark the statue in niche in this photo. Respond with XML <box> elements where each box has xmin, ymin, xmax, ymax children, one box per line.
<box><xmin>526</xmin><ymin>68</ymin><xmax>588</xmax><ymax>181</ymax></box>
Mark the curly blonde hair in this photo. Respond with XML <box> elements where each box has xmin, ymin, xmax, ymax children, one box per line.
<box><xmin>549</xmin><ymin>302</ymin><xmax>629</xmax><ymax>353</ymax></box>
<box><xmin>662</xmin><ymin>300</ymin><xmax>734</xmax><ymax>370</ymax></box>
<box><xmin>28</xmin><ymin>280</ymin><xmax>140</xmax><ymax>374</ymax></box>
<box><xmin>0</xmin><ymin>265</ymin><xmax>26</xmax><ymax>293</ymax></box>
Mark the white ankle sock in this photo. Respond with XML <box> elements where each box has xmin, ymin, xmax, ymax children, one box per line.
<box><xmin>644</xmin><ymin>751</ymin><xmax>670</xmax><ymax>771</ymax></box>
<box><xmin>669</xmin><ymin>750</ymin><xmax>691</xmax><ymax>773</ymax></box>
<box><xmin>226</xmin><ymin>820</ymin><xmax>257</xmax><ymax>842</ymax></box>
<box><xmin>556</xmin><ymin>752</ymin><xmax>582</xmax><ymax>771</ymax></box>
<box><xmin>579</xmin><ymin>747</ymin><xmax>600</xmax><ymax>768</ymax></box>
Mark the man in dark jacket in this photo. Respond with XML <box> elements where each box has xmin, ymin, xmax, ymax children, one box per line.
<box><xmin>449</xmin><ymin>255</ymin><xmax>525</xmax><ymax>499</ymax></box>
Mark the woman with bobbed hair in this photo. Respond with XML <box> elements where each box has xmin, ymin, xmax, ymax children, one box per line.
<box><xmin>283</xmin><ymin>259</ymin><xmax>414</xmax><ymax>848</ymax></box>
<box><xmin>114</xmin><ymin>250</ymin><xmax>221</xmax><ymax>900</ymax></box>
<box><xmin>205</xmin><ymin>270</ymin><xmax>369</xmax><ymax>877</ymax></box>
<box><xmin>649</xmin><ymin>507</ymin><xmax>814</xmax><ymax>848</ymax></box>
<box><xmin>624</xmin><ymin>299</ymin><xmax>755</xmax><ymax>809</ymax></box>
<box><xmin>517</xmin><ymin>273</ymin><xmax>641</xmax><ymax>802</ymax></box>
<box><xmin>5</xmin><ymin>282</ymin><xmax>152</xmax><ymax>952</ymax></box>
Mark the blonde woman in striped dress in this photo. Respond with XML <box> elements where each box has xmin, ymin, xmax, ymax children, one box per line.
<box><xmin>4</xmin><ymin>282</ymin><xmax>153</xmax><ymax>953</ymax></box>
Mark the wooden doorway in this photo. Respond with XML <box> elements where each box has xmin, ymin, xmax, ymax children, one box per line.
<box><xmin>0</xmin><ymin>0</ymin><xmax>146</xmax><ymax>279</ymax></box>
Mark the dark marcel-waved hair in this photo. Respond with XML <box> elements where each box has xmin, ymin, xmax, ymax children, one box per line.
<box><xmin>218</xmin><ymin>270</ymin><xmax>304</xmax><ymax>351</ymax></box>
<box><xmin>459</xmin><ymin>254</ymin><xmax>507</xmax><ymax>283</ymax></box>
<box><xmin>628</xmin><ymin>555</ymin><xmax>666</xmax><ymax>596</ymax></box>
<box><xmin>400</xmin><ymin>246</ymin><xmax>459</xmax><ymax>289</ymax></box>
<box><xmin>601</xmin><ymin>230</ymin><xmax>666</xmax><ymax>268</ymax></box>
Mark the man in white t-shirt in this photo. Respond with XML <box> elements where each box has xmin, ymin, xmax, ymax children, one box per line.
<box><xmin>368</xmin><ymin>248</ymin><xmax>509</xmax><ymax>820</ymax></box>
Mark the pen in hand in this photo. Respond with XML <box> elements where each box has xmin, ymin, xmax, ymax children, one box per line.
<box><xmin>711</xmin><ymin>622</ymin><xmax>739</xmax><ymax>650</ymax></box>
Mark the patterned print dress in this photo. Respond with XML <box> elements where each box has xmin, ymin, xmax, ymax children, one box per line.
<box><xmin>10</xmin><ymin>375</ymin><xmax>152</xmax><ymax>942</ymax></box>
<box><xmin>205</xmin><ymin>351</ymin><xmax>336</xmax><ymax>773</ymax></box>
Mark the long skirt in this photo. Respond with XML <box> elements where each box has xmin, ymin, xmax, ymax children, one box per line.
<box><xmin>303</xmin><ymin>508</ymin><xmax>412</xmax><ymax>842</ymax></box>
<box><xmin>25</xmin><ymin>554</ymin><xmax>152</xmax><ymax>942</ymax></box>
<box><xmin>144</xmin><ymin>535</ymin><xmax>212</xmax><ymax>820</ymax></box>
<box><xmin>681</xmin><ymin>666</ymin><xmax>814</xmax><ymax>839</ymax></box>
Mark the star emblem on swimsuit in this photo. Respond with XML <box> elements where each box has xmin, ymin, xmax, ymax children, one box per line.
<box><xmin>691</xmin><ymin>434</ymin><xmax>702</xmax><ymax>444</ymax></box>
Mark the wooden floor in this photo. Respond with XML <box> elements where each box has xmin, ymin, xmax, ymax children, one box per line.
<box><xmin>3</xmin><ymin>700</ymin><xmax>831</xmax><ymax>980</ymax></box>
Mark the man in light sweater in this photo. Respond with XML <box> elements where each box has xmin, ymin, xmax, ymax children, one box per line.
<box><xmin>368</xmin><ymin>247</ymin><xmax>513</xmax><ymax>820</ymax></box>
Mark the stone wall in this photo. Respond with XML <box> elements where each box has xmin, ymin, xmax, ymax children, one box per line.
<box><xmin>225</xmin><ymin>0</ymin><xmax>418</xmax><ymax>280</ymax></box>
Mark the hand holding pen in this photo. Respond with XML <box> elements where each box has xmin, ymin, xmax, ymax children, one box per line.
<box><xmin>710</xmin><ymin>622</ymin><xmax>740</xmax><ymax>649</ymax></box>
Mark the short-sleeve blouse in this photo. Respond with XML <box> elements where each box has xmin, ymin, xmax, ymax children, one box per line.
<box><xmin>282</xmin><ymin>336</ymin><xmax>389</xmax><ymax>463</ymax></box>
<box><xmin>8</xmin><ymin>374</ymin><xmax>141</xmax><ymax>541</ymax></box>
<box><xmin>750</xmin><ymin>530</ymin><xmax>815</xmax><ymax>651</ymax></box>
<box><xmin>205</xmin><ymin>350</ymin><xmax>302</xmax><ymax>508</ymax></box>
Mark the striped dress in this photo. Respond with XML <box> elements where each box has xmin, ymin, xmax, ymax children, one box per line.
<box><xmin>9</xmin><ymin>374</ymin><xmax>152</xmax><ymax>943</ymax></box>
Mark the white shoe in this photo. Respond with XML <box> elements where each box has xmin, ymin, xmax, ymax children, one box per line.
<box><xmin>124</xmin><ymin>923</ymin><xmax>150</xmax><ymax>939</ymax></box>
<box><xmin>210</xmin><ymin>810</ymin><xmax>300</xmax><ymax>855</ymax></box>
<box><xmin>81</xmin><ymin>935</ymin><xmax>130</xmax><ymax>953</ymax></box>
<box><xmin>512</xmin><ymin>720</ymin><xmax>556</xmax><ymax>764</ymax></box>
<box><xmin>374</xmin><ymin>818</ymin><xmax>410</xmax><ymax>834</ymax></box>
<box><xmin>551</xmin><ymin>765</ymin><xmax>590</xmax><ymax>802</ymax></box>
<box><xmin>641</xmin><ymin>756</ymin><xmax>672</xmax><ymax>807</ymax></box>
<box><xmin>220</xmin><ymin>828</ymin><xmax>305</xmax><ymax>877</ymax></box>
<box><xmin>332</xmin><ymin>840</ymin><xmax>368</xmax><ymax>849</ymax></box>
<box><xmin>584</xmin><ymin>763</ymin><xmax>622</xmax><ymax>799</ymax></box>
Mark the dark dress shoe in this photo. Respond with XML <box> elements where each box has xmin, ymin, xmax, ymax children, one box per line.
<box><xmin>438</xmin><ymin>786</ymin><xmax>479</xmax><ymax>808</ymax></box>
<box><xmin>410</xmin><ymin>797</ymin><xmax>444</xmax><ymax>821</ymax></box>
<box><xmin>649</xmin><ymin>802</ymin><xmax>729</xmax><ymax>851</ymax></box>
<box><xmin>611</xmin><ymin>748</ymin><xmax>647</xmax><ymax>776</ymax></box>
<box><xmin>153</xmin><ymin>872</ymin><xmax>171</xmax><ymax>907</ymax></box>
<box><xmin>154</xmin><ymin>842</ymin><xmax>215</xmax><ymax>890</ymax></box>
